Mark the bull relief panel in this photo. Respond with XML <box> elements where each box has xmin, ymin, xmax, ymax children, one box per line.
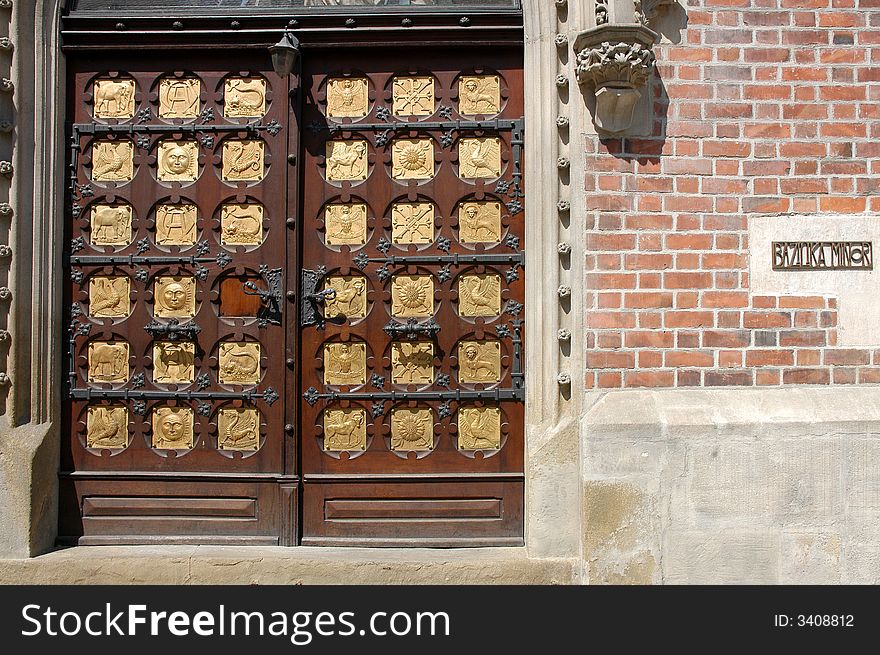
<box><xmin>152</xmin><ymin>341</ymin><xmax>196</xmax><ymax>384</ymax></box>
<box><xmin>92</xmin><ymin>141</ymin><xmax>134</xmax><ymax>182</ymax></box>
<box><xmin>326</xmin><ymin>78</ymin><xmax>369</xmax><ymax>118</ymax></box>
<box><xmin>392</xmin><ymin>76</ymin><xmax>434</xmax><ymax>116</ymax></box>
<box><xmin>390</xmin><ymin>407</ymin><xmax>434</xmax><ymax>451</ymax></box>
<box><xmin>220</xmin><ymin>203</ymin><xmax>264</xmax><ymax>245</ymax></box>
<box><xmin>90</xmin><ymin>204</ymin><xmax>132</xmax><ymax>246</ymax></box>
<box><xmin>326</xmin><ymin>140</ymin><xmax>368</xmax><ymax>181</ymax></box>
<box><xmin>158</xmin><ymin>78</ymin><xmax>201</xmax><ymax>118</ymax></box>
<box><xmin>222</xmin><ymin>140</ymin><xmax>265</xmax><ymax>181</ymax></box>
<box><xmin>324</xmin><ymin>203</ymin><xmax>368</xmax><ymax>245</ymax></box>
<box><xmin>218</xmin><ymin>342</ymin><xmax>261</xmax><ymax>385</ymax></box>
<box><xmin>217</xmin><ymin>408</ymin><xmax>260</xmax><ymax>451</ymax></box>
<box><xmin>323</xmin><ymin>342</ymin><xmax>367</xmax><ymax>386</ymax></box>
<box><xmin>224</xmin><ymin>77</ymin><xmax>267</xmax><ymax>118</ymax></box>
<box><xmin>88</xmin><ymin>276</ymin><xmax>131</xmax><ymax>318</ymax></box>
<box><xmin>391</xmin><ymin>202</ymin><xmax>434</xmax><ymax>244</ymax></box>
<box><xmin>458</xmin><ymin>76</ymin><xmax>501</xmax><ymax>115</ymax></box>
<box><xmin>323</xmin><ymin>408</ymin><xmax>367</xmax><ymax>452</ymax></box>
<box><xmin>93</xmin><ymin>79</ymin><xmax>136</xmax><ymax>119</ymax></box>
<box><xmin>151</xmin><ymin>406</ymin><xmax>194</xmax><ymax>450</ymax></box>
<box><xmin>87</xmin><ymin>341</ymin><xmax>130</xmax><ymax>384</ymax></box>
<box><xmin>157</xmin><ymin>140</ymin><xmax>199</xmax><ymax>182</ymax></box>
<box><xmin>153</xmin><ymin>276</ymin><xmax>196</xmax><ymax>318</ymax></box>
<box><xmin>457</xmin><ymin>407</ymin><xmax>501</xmax><ymax>450</ymax></box>
<box><xmin>156</xmin><ymin>203</ymin><xmax>197</xmax><ymax>245</ymax></box>
<box><xmin>86</xmin><ymin>406</ymin><xmax>129</xmax><ymax>449</ymax></box>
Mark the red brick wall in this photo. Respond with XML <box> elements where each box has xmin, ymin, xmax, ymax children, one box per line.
<box><xmin>584</xmin><ymin>0</ymin><xmax>880</xmax><ymax>389</ymax></box>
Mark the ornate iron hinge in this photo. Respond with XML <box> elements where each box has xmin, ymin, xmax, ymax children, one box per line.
<box><xmin>242</xmin><ymin>266</ymin><xmax>283</xmax><ymax>326</ymax></box>
<box><xmin>301</xmin><ymin>266</ymin><xmax>337</xmax><ymax>328</ymax></box>
<box><xmin>144</xmin><ymin>319</ymin><xmax>201</xmax><ymax>341</ymax></box>
<box><xmin>69</xmin><ymin>387</ymin><xmax>280</xmax><ymax>407</ymax></box>
<box><xmin>303</xmin><ymin>387</ymin><xmax>525</xmax><ymax>407</ymax></box>
<box><xmin>383</xmin><ymin>318</ymin><xmax>441</xmax><ymax>339</ymax></box>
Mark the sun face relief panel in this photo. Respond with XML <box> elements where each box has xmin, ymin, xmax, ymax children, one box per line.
<box><xmin>299</xmin><ymin>48</ymin><xmax>525</xmax><ymax>546</ymax></box>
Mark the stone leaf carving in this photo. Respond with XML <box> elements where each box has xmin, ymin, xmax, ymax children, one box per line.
<box><xmin>575</xmin><ymin>40</ymin><xmax>656</xmax><ymax>88</ymax></box>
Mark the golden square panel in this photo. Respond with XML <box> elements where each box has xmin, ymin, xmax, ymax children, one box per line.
<box><xmin>391</xmin><ymin>341</ymin><xmax>434</xmax><ymax>385</ymax></box>
<box><xmin>459</xmin><ymin>75</ymin><xmax>501</xmax><ymax>115</ymax></box>
<box><xmin>326</xmin><ymin>78</ymin><xmax>369</xmax><ymax>118</ymax></box>
<box><xmin>156</xmin><ymin>203</ymin><xmax>197</xmax><ymax>246</ymax></box>
<box><xmin>151</xmin><ymin>406</ymin><xmax>194</xmax><ymax>450</ymax></box>
<box><xmin>324</xmin><ymin>276</ymin><xmax>367</xmax><ymax>319</ymax></box>
<box><xmin>323</xmin><ymin>342</ymin><xmax>367</xmax><ymax>386</ymax></box>
<box><xmin>459</xmin><ymin>201</ymin><xmax>502</xmax><ymax>244</ymax></box>
<box><xmin>390</xmin><ymin>407</ymin><xmax>434</xmax><ymax>451</ymax></box>
<box><xmin>391</xmin><ymin>138</ymin><xmax>434</xmax><ymax>180</ymax></box>
<box><xmin>218</xmin><ymin>341</ymin><xmax>261</xmax><ymax>385</ymax></box>
<box><xmin>221</xmin><ymin>204</ymin><xmax>264</xmax><ymax>246</ymax></box>
<box><xmin>86</xmin><ymin>405</ymin><xmax>129</xmax><ymax>449</ymax></box>
<box><xmin>224</xmin><ymin>77</ymin><xmax>267</xmax><ymax>118</ymax></box>
<box><xmin>90</xmin><ymin>204</ymin><xmax>132</xmax><ymax>246</ymax></box>
<box><xmin>392</xmin><ymin>76</ymin><xmax>434</xmax><ymax>116</ymax></box>
<box><xmin>158</xmin><ymin>78</ymin><xmax>201</xmax><ymax>118</ymax></box>
<box><xmin>458</xmin><ymin>137</ymin><xmax>502</xmax><ymax>179</ymax></box>
<box><xmin>323</xmin><ymin>408</ymin><xmax>367</xmax><ymax>452</ymax></box>
<box><xmin>324</xmin><ymin>203</ymin><xmax>368</xmax><ymax>245</ymax></box>
<box><xmin>391</xmin><ymin>202</ymin><xmax>434</xmax><ymax>244</ymax></box>
<box><xmin>157</xmin><ymin>140</ymin><xmax>199</xmax><ymax>182</ymax></box>
<box><xmin>458</xmin><ymin>340</ymin><xmax>501</xmax><ymax>383</ymax></box>
<box><xmin>218</xmin><ymin>407</ymin><xmax>260</xmax><ymax>451</ymax></box>
<box><xmin>391</xmin><ymin>275</ymin><xmax>434</xmax><ymax>317</ymax></box>
<box><xmin>326</xmin><ymin>140</ymin><xmax>368</xmax><ymax>181</ymax></box>
<box><xmin>87</xmin><ymin>341</ymin><xmax>129</xmax><ymax>384</ymax></box>
<box><xmin>88</xmin><ymin>276</ymin><xmax>131</xmax><ymax>318</ymax></box>
<box><xmin>92</xmin><ymin>141</ymin><xmax>134</xmax><ymax>182</ymax></box>
<box><xmin>222</xmin><ymin>140</ymin><xmax>265</xmax><ymax>181</ymax></box>
<box><xmin>459</xmin><ymin>273</ymin><xmax>501</xmax><ymax>317</ymax></box>
<box><xmin>154</xmin><ymin>276</ymin><xmax>197</xmax><ymax>319</ymax></box>
<box><xmin>152</xmin><ymin>341</ymin><xmax>195</xmax><ymax>384</ymax></box>
<box><xmin>458</xmin><ymin>407</ymin><xmax>501</xmax><ymax>450</ymax></box>
<box><xmin>93</xmin><ymin>79</ymin><xmax>136</xmax><ymax>119</ymax></box>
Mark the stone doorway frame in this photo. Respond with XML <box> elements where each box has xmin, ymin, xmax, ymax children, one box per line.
<box><xmin>0</xmin><ymin>0</ymin><xmax>587</xmax><ymax>562</ymax></box>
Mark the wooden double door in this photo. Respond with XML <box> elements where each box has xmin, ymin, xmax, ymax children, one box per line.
<box><xmin>60</xmin><ymin>43</ymin><xmax>525</xmax><ymax>546</ymax></box>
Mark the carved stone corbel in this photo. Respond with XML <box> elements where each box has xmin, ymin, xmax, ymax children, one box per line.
<box><xmin>574</xmin><ymin>24</ymin><xmax>657</xmax><ymax>135</ymax></box>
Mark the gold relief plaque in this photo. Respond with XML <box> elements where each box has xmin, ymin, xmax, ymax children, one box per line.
<box><xmin>151</xmin><ymin>406</ymin><xmax>194</xmax><ymax>450</ymax></box>
<box><xmin>93</xmin><ymin>79</ymin><xmax>136</xmax><ymax>119</ymax></box>
<box><xmin>222</xmin><ymin>140</ymin><xmax>265</xmax><ymax>182</ymax></box>
<box><xmin>459</xmin><ymin>76</ymin><xmax>501</xmax><ymax>115</ymax></box>
<box><xmin>92</xmin><ymin>141</ymin><xmax>134</xmax><ymax>182</ymax></box>
<box><xmin>218</xmin><ymin>408</ymin><xmax>260</xmax><ymax>451</ymax></box>
<box><xmin>391</xmin><ymin>202</ymin><xmax>434</xmax><ymax>244</ymax></box>
<box><xmin>391</xmin><ymin>342</ymin><xmax>433</xmax><ymax>385</ymax></box>
<box><xmin>391</xmin><ymin>275</ymin><xmax>434</xmax><ymax>317</ymax></box>
<box><xmin>458</xmin><ymin>137</ymin><xmax>502</xmax><ymax>179</ymax></box>
<box><xmin>218</xmin><ymin>342</ymin><xmax>261</xmax><ymax>385</ymax></box>
<box><xmin>459</xmin><ymin>201</ymin><xmax>502</xmax><ymax>243</ymax></box>
<box><xmin>153</xmin><ymin>341</ymin><xmax>195</xmax><ymax>384</ymax></box>
<box><xmin>323</xmin><ymin>408</ymin><xmax>367</xmax><ymax>452</ymax></box>
<box><xmin>153</xmin><ymin>276</ymin><xmax>196</xmax><ymax>318</ymax></box>
<box><xmin>458</xmin><ymin>407</ymin><xmax>502</xmax><ymax>450</ymax></box>
<box><xmin>90</xmin><ymin>204</ymin><xmax>132</xmax><ymax>246</ymax></box>
<box><xmin>390</xmin><ymin>407</ymin><xmax>434</xmax><ymax>451</ymax></box>
<box><xmin>323</xmin><ymin>342</ymin><xmax>367</xmax><ymax>386</ymax></box>
<box><xmin>88</xmin><ymin>276</ymin><xmax>131</xmax><ymax>318</ymax></box>
<box><xmin>392</xmin><ymin>76</ymin><xmax>434</xmax><ymax>116</ymax></box>
<box><xmin>324</xmin><ymin>276</ymin><xmax>367</xmax><ymax>319</ymax></box>
<box><xmin>391</xmin><ymin>139</ymin><xmax>434</xmax><ymax>180</ymax></box>
<box><xmin>157</xmin><ymin>140</ymin><xmax>198</xmax><ymax>182</ymax></box>
<box><xmin>224</xmin><ymin>77</ymin><xmax>267</xmax><ymax>118</ymax></box>
<box><xmin>326</xmin><ymin>78</ymin><xmax>369</xmax><ymax>118</ymax></box>
<box><xmin>158</xmin><ymin>78</ymin><xmax>201</xmax><ymax>118</ymax></box>
<box><xmin>86</xmin><ymin>406</ymin><xmax>129</xmax><ymax>449</ymax></box>
<box><xmin>156</xmin><ymin>203</ymin><xmax>197</xmax><ymax>245</ymax></box>
<box><xmin>87</xmin><ymin>341</ymin><xmax>129</xmax><ymax>384</ymax></box>
<box><xmin>324</xmin><ymin>203</ymin><xmax>368</xmax><ymax>245</ymax></box>
<box><xmin>458</xmin><ymin>340</ymin><xmax>501</xmax><ymax>383</ymax></box>
<box><xmin>220</xmin><ymin>204</ymin><xmax>264</xmax><ymax>245</ymax></box>
<box><xmin>326</xmin><ymin>140</ymin><xmax>368</xmax><ymax>181</ymax></box>
<box><xmin>459</xmin><ymin>273</ymin><xmax>501</xmax><ymax>317</ymax></box>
